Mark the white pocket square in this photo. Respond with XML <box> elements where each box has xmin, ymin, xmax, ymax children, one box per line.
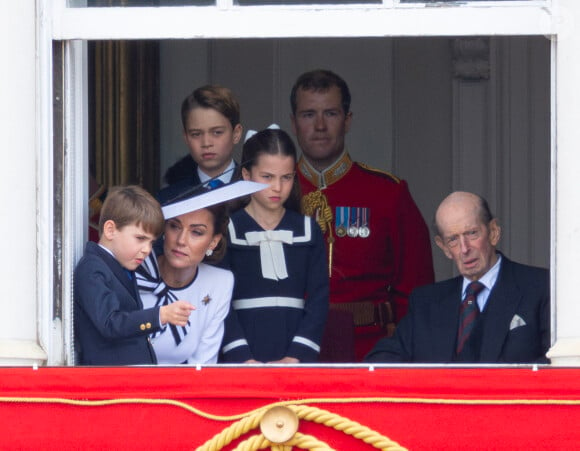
<box><xmin>509</xmin><ymin>314</ymin><xmax>527</xmax><ymax>331</ymax></box>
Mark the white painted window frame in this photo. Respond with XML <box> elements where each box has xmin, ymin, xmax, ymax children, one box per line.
<box><xmin>40</xmin><ymin>0</ymin><xmax>561</xmax><ymax>364</ymax></box>
<box><xmin>52</xmin><ymin>1</ymin><xmax>551</xmax><ymax>40</ymax></box>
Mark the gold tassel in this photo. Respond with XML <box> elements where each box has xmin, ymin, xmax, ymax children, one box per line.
<box><xmin>302</xmin><ymin>191</ymin><xmax>334</xmax><ymax>277</ymax></box>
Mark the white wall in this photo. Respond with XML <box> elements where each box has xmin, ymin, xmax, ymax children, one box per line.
<box><xmin>547</xmin><ymin>0</ymin><xmax>580</xmax><ymax>364</ymax></box>
<box><xmin>0</xmin><ymin>1</ymin><xmax>46</xmax><ymax>364</ymax></box>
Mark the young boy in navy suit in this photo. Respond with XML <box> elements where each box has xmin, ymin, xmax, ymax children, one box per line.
<box><xmin>74</xmin><ymin>185</ymin><xmax>194</xmax><ymax>365</ymax></box>
<box><xmin>158</xmin><ymin>85</ymin><xmax>243</xmax><ymax>204</ymax></box>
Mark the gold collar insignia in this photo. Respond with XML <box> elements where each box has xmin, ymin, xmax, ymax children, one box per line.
<box><xmin>298</xmin><ymin>152</ymin><xmax>353</xmax><ymax>189</ymax></box>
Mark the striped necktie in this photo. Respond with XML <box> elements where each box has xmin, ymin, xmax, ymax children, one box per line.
<box><xmin>456</xmin><ymin>281</ymin><xmax>485</xmax><ymax>355</ymax></box>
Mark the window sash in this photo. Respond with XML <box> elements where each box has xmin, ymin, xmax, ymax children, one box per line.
<box><xmin>53</xmin><ymin>1</ymin><xmax>552</xmax><ymax>40</ymax></box>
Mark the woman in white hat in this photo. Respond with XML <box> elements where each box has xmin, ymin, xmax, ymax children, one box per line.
<box><xmin>136</xmin><ymin>181</ymin><xmax>264</xmax><ymax>364</ymax></box>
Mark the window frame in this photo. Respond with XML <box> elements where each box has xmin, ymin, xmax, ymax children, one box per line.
<box><xmin>41</xmin><ymin>0</ymin><xmax>557</xmax><ymax>364</ymax></box>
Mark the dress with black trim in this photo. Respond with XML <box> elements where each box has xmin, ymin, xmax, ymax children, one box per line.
<box><xmin>136</xmin><ymin>253</ymin><xmax>234</xmax><ymax>365</ymax></box>
<box><xmin>220</xmin><ymin>208</ymin><xmax>329</xmax><ymax>363</ymax></box>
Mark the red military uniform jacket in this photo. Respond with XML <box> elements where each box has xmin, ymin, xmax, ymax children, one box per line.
<box><xmin>298</xmin><ymin>152</ymin><xmax>434</xmax><ymax>361</ymax></box>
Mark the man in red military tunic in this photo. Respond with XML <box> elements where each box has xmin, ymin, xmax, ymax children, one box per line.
<box><xmin>290</xmin><ymin>69</ymin><xmax>434</xmax><ymax>361</ymax></box>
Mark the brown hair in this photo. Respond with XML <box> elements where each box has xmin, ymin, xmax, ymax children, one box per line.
<box><xmin>290</xmin><ymin>69</ymin><xmax>351</xmax><ymax>116</ymax></box>
<box><xmin>181</xmin><ymin>85</ymin><xmax>241</xmax><ymax>130</ymax></box>
<box><xmin>98</xmin><ymin>185</ymin><xmax>164</xmax><ymax>238</ymax></box>
<box><xmin>202</xmin><ymin>203</ymin><xmax>229</xmax><ymax>264</ymax></box>
<box><xmin>241</xmin><ymin>128</ymin><xmax>302</xmax><ymax>213</ymax></box>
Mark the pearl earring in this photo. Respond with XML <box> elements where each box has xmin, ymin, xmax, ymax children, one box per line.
<box><xmin>205</xmin><ymin>249</ymin><xmax>213</xmax><ymax>257</ymax></box>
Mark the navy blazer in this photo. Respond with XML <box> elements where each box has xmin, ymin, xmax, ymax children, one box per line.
<box><xmin>74</xmin><ymin>242</ymin><xmax>161</xmax><ymax>365</ymax></box>
<box><xmin>158</xmin><ymin>157</ymin><xmax>242</xmax><ymax>205</ymax></box>
<box><xmin>158</xmin><ymin>169</ymin><xmax>202</xmax><ymax>205</ymax></box>
<box><xmin>365</xmin><ymin>255</ymin><xmax>550</xmax><ymax>363</ymax></box>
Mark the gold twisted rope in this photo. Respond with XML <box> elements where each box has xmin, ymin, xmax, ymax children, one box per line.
<box><xmin>292</xmin><ymin>405</ymin><xmax>405</xmax><ymax>450</ymax></box>
<box><xmin>302</xmin><ymin>190</ymin><xmax>335</xmax><ymax>275</ymax></box>
<box><xmin>232</xmin><ymin>432</ymin><xmax>333</xmax><ymax>451</ymax></box>
<box><xmin>2</xmin><ymin>395</ymin><xmax>579</xmax><ymax>411</ymax></box>
<box><xmin>197</xmin><ymin>404</ymin><xmax>406</xmax><ymax>451</ymax></box>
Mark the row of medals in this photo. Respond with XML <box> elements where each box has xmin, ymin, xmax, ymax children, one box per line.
<box><xmin>335</xmin><ymin>206</ymin><xmax>370</xmax><ymax>238</ymax></box>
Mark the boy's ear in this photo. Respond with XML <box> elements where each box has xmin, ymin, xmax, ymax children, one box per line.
<box><xmin>102</xmin><ymin>219</ymin><xmax>117</xmax><ymax>241</ymax></box>
<box><xmin>232</xmin><ymin>124</ymin><xmax>243</xmax><ymax>145</ymax></box>
<box><xmin>241</xmin><ymin>167</ymin><xmax>251</xmax><ymax>181</ymax></box>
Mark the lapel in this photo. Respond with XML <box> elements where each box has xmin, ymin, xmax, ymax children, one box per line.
<box><xmin>430</xmin><ymin>277</ymin><xmax>463</xmax><ymax>361</ymax></box>
<box><xmin>479</xmin><ymin>257</ymin><xmax>521</xmax><ymax>361</ymax></box>
<box><xmin>91</xmin><ymin>242</ymin><xmax>139</xmax><ymax>304</ymax></box>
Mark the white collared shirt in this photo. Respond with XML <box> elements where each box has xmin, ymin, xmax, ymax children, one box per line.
<box><xmin>197</xmin><ymin>159</ymin><xmax>235</xmax><ymax>185</ymax></box>
<box><xmin>461</xmin><ymin>254</ymin><xmax>502</xmax><ymax>312</ymax></box>
<box><xmin>98</xmin><ymin>243</ymin><xmax>115</xmax><ymax>258</ymax></box>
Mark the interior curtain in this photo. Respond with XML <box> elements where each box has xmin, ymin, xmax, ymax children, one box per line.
<box><xmin>89</xmin><ymin>39</ymin><xmax>160</xmax><ymax>194</ymax></box>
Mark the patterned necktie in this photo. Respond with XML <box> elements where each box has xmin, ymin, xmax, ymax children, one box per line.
<box><xmin>456</xmin><ymin>281</ymin><xmax>485</xmax><ymax>355</ymax></box>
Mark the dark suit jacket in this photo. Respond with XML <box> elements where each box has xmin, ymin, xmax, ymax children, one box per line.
<box><xmin>158</xmin><ymin>156</ymin><xmax>203</xmax><ymax>206</ymax></box>
<box><xmin>163</xmin><ymin>154</ymin><xmax>199</xmax><ymax>187</ymax></box>
<box><xmin>158</xmin><ymin>156</ymin><xmax>242</xmax><ymax>205</ymax></box>
<box><xmin>365</xmin><ymin>255</ymin><xmax>550</xmax><ymax>363</ymax></box>
<box><xmin>74</xmin><ymin>242</ymin><xmax>161</xmax><ymax>365</ymax></box>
